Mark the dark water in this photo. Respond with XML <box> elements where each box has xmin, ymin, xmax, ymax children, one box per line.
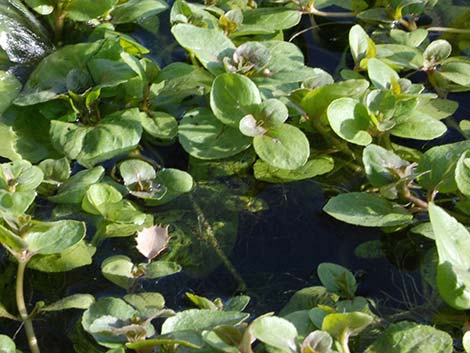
<box><xmin>1</xmin><ymin>6</ymin><xmax>470</xmax><ymax>353</ymax></box>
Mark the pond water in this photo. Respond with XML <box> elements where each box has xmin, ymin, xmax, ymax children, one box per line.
<box><xmin>1</xmin><ymin>3</ymin><xmax>470</xmax><ymax>352</ymax></box>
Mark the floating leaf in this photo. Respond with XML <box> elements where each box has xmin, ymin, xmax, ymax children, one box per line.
<box><xmin>0</xmin><ymin>71</ymin><xmax>21</xmax><ymax>114</ymax></box>
<box><xmin>423</xmin><ymin>40</ymin><xmax>452</xmax><ymax>68</ymax></box>
<box><xmin>162</xmin><ymin>309</ymin><xmax>249</xmax><ymax>334</ymax></box>
<box><xmin>367</xmin><ymin>58</ymin><xmax>399</xmax><ymax>90</ymax></box>
<box><xmin>362</xmin><ymin>144</ymin><xmax>409</xmax><ymax>187</ymax></box>
<box><xmin>0</xmin><ymin>335</ymin><xmax>16</xmax><ymax>353</ymax></box>
<box><xmin>101</xmin><ymin>255</ymin><xmax>135</xmax><ymax>290</ymax></box>
<box><xmin>42</xmin><ymin>294</ymin><xmax>95</xmax><ymax>312</ymax></box>
<box><xmin>324</xmin><ymin>192</ymin><xmax>413</xmax><ymax>227</ymax></box>
<box><xmin>210</xmin><ymin>73</ymin><xmax>261</xmax><ymax>127</ymax></box>
<box><xmin>322</xmin><ymin>312</ymin><xmax>373</xmax><ymax>342</ymax></box>
<box><xmin>364</xmin><ymin>321</ymin><xmax>452</xmax><ymax>353</ymax></box>
<box><xmin>179</xmin><ymin>108</ymin><xmax>251</xmax><ymax>160</ymax></box>
<box><xmin>111</xmin><ymin>0</ymin><xmax>168</xmax><ymax>24</ymax></box>
<box><xmin>253</xmin><ymin>124</ymin><xmax>310</xmax><ymax>170</ymax></box>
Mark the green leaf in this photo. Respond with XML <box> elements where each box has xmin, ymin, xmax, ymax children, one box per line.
<box><xmin>440</xmin><ymin>59</ymin><xmax>470</xmax><ymax>87</ymax></box>
<box><xmin>349</xmin><ymin>24</ymin><xmax>374</xmax><ymax>65</ymax></box>
<box><xmin>323</xmin><ymin>192</ymin><xmax>413</xmax><ymax>227</ymax></box>
<box><xmin>300</xmin><ymin>80</ymin><xmax>369</xmax><ymax>119</ymax></box>
<box><xmin>456</xmin><ymin>150</ymin><xmax>470</xmax><ymax>197</ymax></box>
<box><xmin>367</xmin><ymin>58</ymin><xmax>399</xmax><ymax>90</ymax></box>
<box><xmin>161</xmin><ymin>309</ymin><xmax>249</xmax><ymax>334</ymax></box>
<box><xmin>0</xmin><ymin>71</ymin><xmax>21</xmax><ymax>114</ymax></box>
<box><xmin>28</xmin><ymin>240</ymin><xmax>96</xmax><ymax>272</ymax></box>
<box><xmin>15</xmin><ymin>40</ymin><xmax>134</xmax><ymax>105</ymax></box>
<box><xmin>0</xmin><ymin>190</ymin><xmax>36</xmax><ymax>215</ymax></box>
<box><xmin>111</xmin><ymin>0</ymin><xmax>167</xmax><ymax>24</ymax></box>
<box><xmin>327</xmin><ymin>98</ymin><xmax>372</xmax><ymax>146</ymax></box>
<box><xmin>0</xmin><ymin>224</ymin><xmax>27</xmax><ymax>253</ymax></box>
<box><xmin>376</xmin><ymin>44</ymin><xmax>423</xmax><ymax>70</ymax></box>
<box><xmin>363</xmin><ymin>144</ymin><xmax>409</xmax><ymax>187</ymax></box>
<box><xmin>123</xmin><ymin>292</ymin><xmax>165</xmax><ymax>318</ymax></box>
<box><xmin>0</xmin><ymin>160</ymin><xmax>43</xmax><ymax>192</ymax></box>
<box><xmin>179</xmin><ymin>108</ymin><xmax>251</xmax><ymax>160</ymax></box>
<box><xmin>233</xmin><ymin>8</ymin><xmax>301</xmax><ymax>37</ymax></box>
<box><xmin>101</xmin><ymin>255</ymin><xmax>135</xmax><ymax>290</ymax></box>
<box><xmin>49</xmin><ymin>166</ymin><xmax>105</xmax><ymax>204</ymax></box>
<box><xmin>39</xmin><ymin>158</ymin><xmax>71</xmax><ymax>186</ymax></box>
<box><xmin>119</xmin><ymin>160</ymin><xmax>155</xmax><ymax>187</ymax></box>
<box><xmin>0</xmin><ymin>335</ymin><xmax>16</xmax><ymax>353</ymax></box>
<box><xmin>417</xmin><ymin>141</ymin><xmax>470</xmax><ymax>193</ymax></box>
<box><xmin>390</xmin><ymin>28</ymin><xmax>428</xmax><ymax>47</ymax></box>
<box><xmin>82</xmin><ymin>184</ymin><xmax>122</xmax><ymax>215</ymax></box>
<box><xmin>322</xmin><ymin>312</ymin><xmax>373</xmax><ymax>341</ymax></box>
<box><xmin>146</xmin><ymin>169</ymin><xmax>193</xmax><ymax>206</ymax></box>
<box><xmin>429</xmin><ymin>203</ymin><xmax>470</xmax><ymax>310</ymax></box>
<box><xmin>64</xmin><ymin>0</ymin><xmax>117</xmax><ymax>21</ymax></box>
<box><xmin>280</xmin><ymin>286</ymin><xmax>335</xmax><ymax>316</ymax></box>
<box><xmin>250</xmin><ymin>316</ymin><xmax>297</xmax><ymax>352</ymax></box>
<box><xmin>317</xmin><ymin>263</ymin><xmax>357</xmax><ymax>298</ymax></box>
<box><xmin>210</xmin><ymin>73</ymin><xmax>261</xmax><ymax>127</ymax></box>
<box><xmin>25</xmin><ymin>219</ymin><xmax>86</xmax><ymax>255</ymax></box>
<box><xmin>391</xmin><ymin>110</ymin><xmax>447</xmax><ymax>140</ymax></box>
<box><xmin>50</xmin><ymin>109</ymin><xmax>143</xmax><ymax>168</ymax></box>
<box><xmin>363</xmin><ymin>321</ymin><xmax>452</xmax><ymax>353</ymax></box>
<box><xmin>82</xmin><ymin>297</ymin><xmax>142</xmax><ymax>348</ymax></box>
<box><xmin>423</xmin><ymin>40</ymin><xmax>452</xmax><ymax>67</ymax></box>
<box><xmin>415</xmin><ymin>98</ymin><xmax>458</xmax><ymax>120</ymax></box>
<box><xmin>23</xmin><ymin>0</ymin><xmax>54</xmax><ymax>15</ymax></box>
<box><xmin>239</xmin><ymin>99</ymin><xmax>288</xmax><ymax>137</ymax></box>
<box><xmin>145</xmin><ymin>260</ymin><xmax>182</xmax><ymax>279</ymax></box>
<box><xmin>42</xmin><ymin>294</ymin><xmax>95</xmax><ymax>312</ymax></box>
<box><xmin>464</xmin><ymin>331</ymin><xmax>470</xmax><ymax>353</ymax></box>
<box><xmin>171</xmin><ymin>24</ymin><xmax>236</xmax><ymax>75</ymax></box>
<box><xmin>253</xmin><ymin>156</ymin><xmax>334</xmax><ymax>183</ymax></box>
<box><xmin>0</xmin><ymin>303</ymin><xmax>18</xmax><ymax>321</ymax></box>
<box><xmin>139</xmin><ymin>112</ymin><xmax>178</xmax><ymax>140</ymax></box>
<box><xmin>253</xmin><ymin>124</ymin><xmax>310</xmax><ymax>170</ymax></box>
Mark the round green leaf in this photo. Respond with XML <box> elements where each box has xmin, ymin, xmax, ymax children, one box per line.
<box><xmin>253</xmin><ymin>156</ymin><xmax>334</xmax><ymax>183</ymax></box>
<box><xmin>367</xmin><ymin>58</ymin><xmax>399</xmax><ymax>90</ymax></box>
<box><xmin>363</xmin><ymin>144</ymin><xmax>409</xmax><ymax>187</ymax></box>
<box><xmin>148</xmin><ymin>169</ymin><xmax>193</xmax><ymax>206</ymax></box>
<box><xmin>423</xmin><ymin>40</ymin><xmax>452</xmax><ymax>67</ymax></box>
<box><xmin>0</xmin><ymin>335</ymin><xmax>16</xmax><ymax>353</ymax></box>
<box><xmin>322</xmin><ymin>312</ymin><xmax>373</xmax><ymax>340</ymax></box>
<box><xmin>110</xmin><ymin>0</ymin><xmax>167</xmax><ymax>24</ymax></box>
<box><xmin>119</xmin><ymin>160</ymin><xmax>156</xmax><ymax>187</ymax></box>
<box><xmin>82</xmin><ymin>184</ymin><xmax>123</xmax><ymax>215</ymax></box>
<box><xmin>210</xmin><ymin>73</ymin><xmax>261</xmax><ymax>127</ymax></box>
<box><xmin>145</xmin><ymin>260</ymin><xmax>182</xmax><ymax>279</ymax></box>
<box><xmin>101</xmin><ymin>255</ymin><xmax>135</xmax><ymax>290</ymax></box>
<box><xmin>123</xmin><ymin>292</ymin><xmax>165</xmax><ymax>318</ymax></box>
<box><xmin>253</xmin><ymin>124</ymin><xmax>310</xmax><ymax>170</ymax></box>
<box><xmin>179</xmin><ymin>108</ymin><xmax>251</xmax><ymax>160</ymax></box>
<box><xmin>250</xmin><ymin>316</ymin><xmax>297</xmax><ymax>353</ymax></box>
<box><xmin>364</xmin><ymin>321</ymin><xmax>452</xmax><ymax>353</ymax></box>
<box><xmin>327</xmin><ymin>98</ymin><xmax>372</xmax><ymax>146</ymax></box>
<box><xmin>463</xmin><ymin>331</ymin><xmax>470</xmax><ymax>353</ymax></box>
<box><xmin>140</xmin><ymin>111</ymin><xmax>178</xmax><ymax>140</ymax></box>
<box><xmin>323</xmin><ymin>192</ymin><xmax>413</xmax><ymax>227</ymax></box>
<box><xmin>317</xmin><ymin>263</ymin><xmax>357</xmax><ymax>298</ymax></box>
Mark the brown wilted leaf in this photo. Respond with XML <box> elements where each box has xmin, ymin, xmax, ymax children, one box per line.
<box><xmin>135</xmin><ymin>225</ymin><xmax>170</xmax><ymax>261</ymax></box>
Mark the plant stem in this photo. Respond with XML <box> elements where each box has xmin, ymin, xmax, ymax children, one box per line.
<box><xmin>190</xmin><ymin>195</ymin><xmax>247</xmax><ymax>292</ymax></box>
<box><xmin>427</xmin><ymin>27</ymin><xmax>470</xmax><ymax>34</ymax></box>
<box><xmin>16</xmin><ymin>257</ymin><xmax>41</xmax><ymax>353</ymax></box>
<box><xmin>339</xmin><ymin>334</ymin><xmax>351</xmax><ymax>353</ymax></box>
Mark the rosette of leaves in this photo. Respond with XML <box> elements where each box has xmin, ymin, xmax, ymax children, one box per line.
<box><xmin>179</xmin><ymin>72</ymin><xmax>310</xmax><ymax>170</ymax></box>
<box><xmin>81</xmin><ymin>293</ymin><xmax>175</xmax><ymax>350</ymax></box>
<box><xmin>327</xmin><ymin>58</ymin><xmax>449</xmax><ymax>145</ymax></box>
<box><xmin>101</xmin><ymin>224</ymin><xmax>181</xmax><ymax>291</ymax></box>
<box><xmin>118</xmin><ymin>159</ymin><xmax>193</xmax><ymax>205</ymax></box>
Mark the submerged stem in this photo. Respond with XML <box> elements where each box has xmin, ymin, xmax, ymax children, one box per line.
<box><xmin>16</xmin><ymin>257</ymin><xmax>41</xmax><ymax>353</ymax></box>
<box><xmin>190</xmin><ymin>195</ymin><xmax>247</xmax><ymax>292</ymax></box>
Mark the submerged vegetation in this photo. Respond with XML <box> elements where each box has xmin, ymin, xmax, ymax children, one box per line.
<box><xmin>1</xmin><ymin>0</ymin><xmax>470</xmax><ymax>352</ymax></box>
